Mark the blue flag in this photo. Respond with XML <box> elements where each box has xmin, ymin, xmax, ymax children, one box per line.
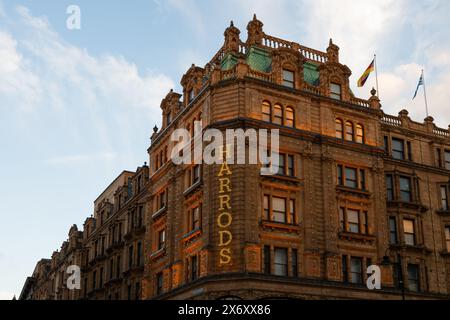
<box><xmin>413</xmin><ymin>74</ymin><xmax>424</xmax><ymax>100</ymax></box>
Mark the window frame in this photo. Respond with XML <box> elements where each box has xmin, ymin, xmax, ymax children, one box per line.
<box><xmin>403</xmin><ymin>219</ymin><xmax>416</xmax><ymax>246</ymax></box>
<box><xmin>282</xmin><ymin>69</ymin><xmax>295</xmax><ymax>88</ymax></box>
<box><xmin>262</xmin><ymin>101</ymin><xmax>272</xmax><ymax>123</ymax></box>
<box><xmin>273</xmin><ymin>104</ymin><xmax>283</xmax><ymax>125</ymax></box>
<box><xmin>274</xmin><ymin>247</ymin><xmax>288</xmax><ymax>277</ymax></box>
<box><xmin>330</xmin><ymin>83</ymin><xmax>342</xmax><ymax>100</ymax></box>
<box><xmin>345</xmin><ymin>121</ymin><xmax>354</xmax><ymax>142</ymax></box>
<box><xmin>392</xmin><ymin>138</ymin><xmax>405</xmax><ymax>160</ymax></box>
<box><xmin>335</xmin><ymin>119</ymin><xmax>344</xmax><ymax>139</ymax></box>
<box><xmin>285</xmin><ymin>107</ymin><xmax>295</xmax><ymax>128</ymax></box>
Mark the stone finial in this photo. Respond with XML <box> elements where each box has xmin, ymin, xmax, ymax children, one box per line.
<box><xmin>424</xmin><ymin>116</ymin><xmax>434</xmax><ymax>123</ymax></box>
<box><xmin>371</xmin><ymin>87</ymin><xmax>377</xmax><ymax>97</ymax></box>
<box><xmin>326</xmin><ymin>38</ymin><xmax>339</xmax><ymax>63</ymax></box>
<box><xmin>153</xmin><ymin>125</ymin><xmax>159</xmax><ymax>133</ymax></box>
<box><xmin>399</xmin><ymin>109</ymin><xmax>409</xmax><ymax>117</ymax></box>
<box><xmin>144</xmin><ymin>162</ymin><xmax>148</xmax><ymax>167</ymax></box>
<box><xmin>224</xmin><ymin>20</ymin><xmax>241</xmax><ymax>53</ymax></box>
<box><xmin>368</xmin><ymin>88</ymin><xmax>381</xmax><ymax>110</ymax></box>
<box><xmin>247</xmin><ymin>14</ymin><xmax>264</xmax><ymax>46</ymax></box>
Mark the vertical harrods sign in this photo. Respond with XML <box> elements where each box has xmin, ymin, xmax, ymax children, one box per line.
<box><xmin>217</xmin><ymin>145</ymin><xmax>233</xmax><ymax>266</ymax></box>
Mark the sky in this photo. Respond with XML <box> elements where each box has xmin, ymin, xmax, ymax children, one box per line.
<box><xmin>1</xmin><ymin>0</ymin><xmax>450</xmax><ymax>300</ymax></box>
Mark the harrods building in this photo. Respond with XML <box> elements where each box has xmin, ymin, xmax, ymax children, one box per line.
<box><xmin>20</xmin><ymin>16</ymin><xmax>450</xmax><ymax>300</ymax></box>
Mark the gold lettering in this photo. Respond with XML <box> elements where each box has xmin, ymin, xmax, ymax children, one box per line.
<box><xmin>217</xmin><ymin>212</ymin><xmax>232</xmax><ymax>228</ymax></box>
<box><xmin>219</xmin><ymin>195</ymin><xmax>231</xmax><ymax>210</ymax></box>
<box><xmin>218</xmin><ymin>230</ymin><xmax>233</xmax><ymax>247</ymax></box>
<box><xmin>219</xmin><ymin>178</ymin><xmax>231</xmax><ymax>193</ymax></box>
<box><xmin>219</xmin><ymin>248</ymin><xmax>232</xmax><ymax>265</ymax></box>
<box><xmin>218</xmin><ymin>162</ymin><xmax>232</xmax><ymax>177</ymax></box>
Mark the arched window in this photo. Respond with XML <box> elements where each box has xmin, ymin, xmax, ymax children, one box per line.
<box><xmin>345</xmin><ymin>121</ymin><xmax>354</xmax><ymax>141</ymax></box>
<box><xmin>273</xmin><ymin>104</ymin><xmax>283</xmax><ymax>125</ymax></box>
<box><xmin>262</xmin><ymin>101</ymin><xmax>271</xmax><ymax>122</ymax></box>
<box><xmin>356</xmin><ymin>124</ymin><xmax>364</xmax><ymax>144</ymax></box>
<box><xmin>286</xmin><ymin>107</ymin><xmax>295</xmax><ymax>128</ymax></box>
<box><xmin>335</xmin><ymin>119</ymin><xmax>343</xmax><ymax>139</ymax></box>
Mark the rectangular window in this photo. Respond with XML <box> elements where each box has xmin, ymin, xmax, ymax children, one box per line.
<box><xmin>264</xmin><ymin>246</ymin><xmax>271</xmax><ymax>275</ymax></box>
<box><xmin>360</xmin><ymin>169</ymin><xmax>366</xmax><ymax>191</ymax></box>
<box><xmin>263</xmin><ymin>195</ymin><xmax>270</xmax><ymax>220</ymax></box>
<box><xmin>116</xmin><ymin>256</ymin><xmax>121</xmax><ymax>278</ymax></box>
<box><xmin>337</xmin><ymin>165</ymin><xmax>343</xmax><ymax>185</ymax></box>
<box><xmin>389</xmin><ymin>217</ymin><xmax>398</xmax><ymax>245</ymax></box>
<box><xmin>392</xmin><ymin>138</ymin><xmax>405</xmax><ymax>160</ymax></box>
<box><xmin>383</xmin><ymin>136</ymin><xmax>389</xmax><ymax>154</ymax></box>
<box><xmin>262</xmin><ymin>102</ymin><xmax>271</xmax><ymax>122</ymax></box>
<box><xmin>289</xmin><ymin>199</ymin><xmax>296</xmax><ymax>225</ymax></box>
<box><xmin>188</xmin><ymin>89</ymin><xmax>194</xmax><ymax>102</ymax></box>
<box><xmin>287</xmin><ymin>155</ymin><xmax>295</xmax><ymax>177</ymax></box>
<box><xmin>272</xmin><ymin>197</ymin><xmax>287</xmax><ymax>223</ymax></box>
<box><xmin>403</xmin><ymin>219</ymin><xmax>416</xmax><ymax>246</ymax></box>
<box><xmin>158</xmin><ymin>229</ymin><xmax>166</xmax><ymax>250</ymax></box>
<box><xmin>191</xmin><ymin>256</ymin><xmax>198</xmax><ymax>281</ymax></box>
<box><xmin>446</xmin><ymin>151</ymin><xmax>450</xmax><ymax>170</ymax></box>
<box><xmin>330</xmin><ymin>83</ymin><xmax>341</xmax><ymax>100</ymax></box>
<box><xmin>342</xmin><ymin>255</ymin><xmax>348</xmax><ymax>283</ymax></box>
<box><xmin>441</xmin><ymin>186</ymin><xmax>449</xmax><ymax>211</ymax></box>
<box><xmin>191</xmin><ymin>206</ymin><xmax>201</xmax><ymax>231</ymax></box>
<box><xmin>407</xmin><ymin>141</ymin><xmax>412</xmax><ymax>161</ymax></box>
<box><xmin>407</xmin><ymin>264</ymin><xmax>420</xmax><ymax>292</ymax></box>
<box><xmin>345</xmin><ymin>167</ymin><xmax>358</xmax><ymax>188</ymax></box>
<box><xmin>193</xmin><ymin>165</ymin><xmax>200</xmax><ymax>184</ymax></box>
<box><xmin>350</xmin><ymin>257</ymin><xmax>363</xmax><ymax>284</ymax></box>
<box><xmin>156</xmin><ymin>272</ymin><xmax>163</xmax><ymax>295</ymax></box>
<box><xmin>291</xmin><ymin>249</ymin><xmax>298</xmax><ymax>277</ymax></box>
<box><xmin>282</xmin><ymin>69</ymin><xmax>295</xmax><ymax>88</ymax></box>
<box><xmin>386</xmin><ymin>175</ymin><xmax>394</xmax><ymax>201</ymax></box>
<box><xmin>128</xmin><ymin>245</ymin><xmax>134</xmax><ymax>268</ymax></box>
<box><xmin>437</xmin><ymin>149</ymin><xmax>443</xmax><ymax>168</ymax></box>
<box><xmin>399</xmin><ymin>177</ymin><xmax>412</xmax><ymax>202</ymax></box>
<box><xmin>347</xmin><ymin>209</ymin><xmax>360</xmax><ymax>234</ymax></box>
<box><xmin>137</xmin><ymin>242</ymin><xmax>142</xmax><ymax>266</ymax></box>
<box><xmin>339</xmin><ymin>208</ymin><xmax>345</xmax><ymax>232</ymax></box>
<box><xmin>277</xmin><ymin>153</ymin><xmax>286</xmax><ymax>175</ymax></box>
<box><xmin>445</xmin><ymin>227</ymin><xmax>450</xmax><ymax>252</ymax></box>
<box><xmin>274</xmin><ymin>248</ymin><xmax>288</xmax><ymax>276</ymax></box>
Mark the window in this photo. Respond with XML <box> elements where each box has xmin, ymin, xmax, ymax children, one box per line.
<box><xmin>282</xmin><ymin>69</ymin><xmax>295</xmax><ymax>88</ymax></box>
<box><xmin>272</xmin><ymin>197</ymin><xmax>287</xmax><ymax>223</ymax></box>
<box><xmin>403</xmin><ymin>219</ymin><xmax>416</xmax><ymax>246</ymax></box>
<box><xmin>446</xmin><ymin>151</ymin><xmax>450</xmax><ymax>170</ymax></box>
<box><xmin>92</xmin><ymin>271</ymin><xmax>97</xmax><ymax>290</ymax></box>
<box><xmin>337</xmin><ymin>165</ymin><xmax>343</xmax><ymax>185</ymax></box>
<box><xmin>128</xmin><ymin>245</ymin><xmax>134</xmax><ymax>268</ymax></box>
<box><xmin>345</xmin><ymin>167</ymin><xmax>357</xmax><ymax>188</ymax></box>
<box><xmin>263</xmin><ymin>195</ymin><xmax>270</xmax><ymax>220</ymax></box>
<box><xmin>441</xmin><ymin>186</ymin><xmax>449</xmax><ymax>211</ymax></box>
<box><xmin>386</xmin><ymin>175</ymin><xmax>394</xmax><ymax>201</ymax></box>
<box><xmin>137</xmin><ymin>242</ymin><xmax>142</xmax><ymax>266</ymax></box>
<box><xmin>356</xmin><ymin>124</ymin><xmax>364</xmax><ymax>144</ymax></box>
<box><xmin>445</xmin><ymin>227</ymin><xmax>450</xmax><ymax>252</ymax></box>
<box><xmin>193</xmin><ymin>165</ymin><xmax>201</xmax><ymax>184</ymax></box>
<box><xmin>273</xmin><ymin>104</ymin><xmax>283</xmax><ymax>125</ymax></box>
<box><xmin>274</xmin><ymin>248</ymin><xmax>288</xmax><ymax>276</ymax></box>
<box><xmin>286</xmin><ymin>107</ymin><xmax>295</xmax><ymax>128</ymax></box>
<box><xmin>289</xmin><ymin>199</ymin><xmax>296</xmax><ymax>225</ymax></box>
<box><xmin>345</xmin><ymin>121</ymin><xmax>354</xmax><ymax>141</ymax></box>
<box><xmin>287</xmin><ymin>155</ymin><xmax>295</xmax><ymax>177</ymax></box>
<box><xmin>292</xmin><ymin>249</ymin><xmax>298</xmax><ymax>277</ymax></box>
<box><xmin>350</xmin><ymin>257</ymin><xmax>363</xmax><ymax>284</ymax></box>
<box><xmin>407</xmin><ymin>264</ymin><xmax>420</xmax><ymax>292</ymax></box>
<box><xmin>116</xmin><ymin>256</ymin><xmax>121</xmax><ymax>278</ymax></box>
<box><xmin>191</xmin><ymin>256</ymin><xmax>198</xmax><ymax>281</ymax></box>
<box><xmin>264</xmin><ymin>246</ymin><xmax>271</xmax><ymax>275</ymax></box>
<box><xmin>360</xmin><ymin>170</ymin><xmax>366</xmax><ymax>191</ymax></box>
<box><xmin>383</xmin><ymin>136</ymin><xmax>389</xmax><ymax>153</ymax></box>
<box><xmin>389</xmin><ymin>217</ymin><xmax>398</xmax><ymax>245</ymax></box>
<box><xmin>158</xmin><ymin>229</ymin><xmax>166</xmax><ymax>250</ymax></box>
<box><xmin>190</xmin><ymin>206</ymin><xmax>201</xmax><ymax>231</ymax></box>
<box><xmin>277</xmin><ymin>154</ymin><xmax>286</xmax><ymax>176</ymax></box>
<box><xmin>392</xmin><ymin>138</ymin><xmax>405</xmax><ymax>160</ymax></box>
<box><xmin>262</xmin><ymin>101</ymin><xmax>271</xmax><ymax>122</ymax></box>
<box><xmin>436</xmin><ymin>149</ymin><xmax>443</xmax><ymax>168</ymax></box>
<box><xmin>99</xmin><ymin>268</ymin><xmax>103</xmax><ymax>288</ymax></box>
<box><xmin>347</xmin><ymin>209</ymin><xmax>360</xmax><ymax>233</ymax></box>
<box><xmin>156</xmin><ymin>272</ymin><xmax>163</xmax><ymax>295</ymax></box>
<box><xmin>342</xmin><ymin>255</ymin><xmax>348</xmax><ymax>282</ymax></box>
<box><xmin>339</xmin><ymin>208</ymin><xmax>369</xmax><ymax>235</ymax></box>
<box><xmin>334</xmin><ymin>119</ymin><xmax>344</xmax><ymax>139</ymax></box>
<box><xmin>188</xmin><ymin>89</ymin><xmax>195</xmax><ymax>102</ymax></box>
<box><xmin>135</xmin><ymin>282</ymin><xmax>140</xmax><ymax>300</ymax></box>
<box><xmin>158</xmin><ymin>190</ymin><xmax>166</xmax><ymax>210</ymax></box>
<box><xmin>330</xmin><ymin>83</ymin><xmax>341</xmax><ymax>100</ymax></box>
<box><xmin>407</xmin><ymin>141</ymin><xmax>412</xmax><ymax>161</ymax></box>
<box><xmin>399</xmin><ymin>177</ymin><xmax>412</xmax><ymax>202</ymax></box>
<box><xmin>109</xmin><ymin>259</ymin><xmax>114</xmax><ymax>280</ymax></box>
<box><xmin>166</xmin><ymin>112</ymin><xmax>172</xmax><ymax>126</ymax></box>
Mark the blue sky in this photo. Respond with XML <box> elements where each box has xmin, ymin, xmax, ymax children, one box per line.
<box><xmin>1</xmin><ymin>0</ymin><xmax>450</xmax><ymax>299</ymax></box>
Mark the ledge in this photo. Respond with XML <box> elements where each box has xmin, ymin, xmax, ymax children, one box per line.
<box><xmin>152</xmin><ymin>206</ymin><xmax>168</xmax><ymax>220</ymax></box>
<box><xmin>387</xmin><ymin>201</ymin><xmax>428</xmax><ymax>213</ymax></box>
<box><xmin>338</xmin><ymin>232</ymin><xmax>376</xmax><ymax>244</ymax></box>
<box><xmin>182</xmin><ymin>229</ymin><xmax>202</xmax><ymax>246</ymax></box>
<box><xmin>336</xmin><ymin>186</ymin><xmax>371</xmax><ymax>198</ymax></box>
<box><xmin>436</xmin><ymin>210</ymin><xmax>450</xmax><ymax>216</ymax></box>
<box><xmin>261</xmin><ymin>221</ymin><xmax>301</xmax><ymax>234</ymax></box>
<box><xmin>183</xmin><ymin>180</ymin><xmax>203</xmax><ymax>197</ymax></box>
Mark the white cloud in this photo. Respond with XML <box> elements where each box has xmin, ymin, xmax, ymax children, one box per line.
<box><xmin>46</xmin><ymin>152</ymin><xmax>117</xmax><ymax>166</ymax></box>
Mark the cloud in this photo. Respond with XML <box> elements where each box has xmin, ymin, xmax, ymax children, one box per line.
<box><xmin>0</xmin><ymin>292</ymin><xmax>15</xmax><ymax>300</ymax></box>
<box><xmin>46</xmin><ymin>152</ymin><xmax>117</xmax><ymax>166</ymax></box>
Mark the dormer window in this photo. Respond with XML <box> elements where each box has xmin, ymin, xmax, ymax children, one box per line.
<box><xmin>282</xmin><ymin>69</ymin><xmax>294</xmax><ymax>88</ymax></box>
<box><xmin>330</xmin><ymin>83</ymin><xmax>341</xmax><ymax>100</ymax></box>
<box><xmin>166</xmin><ymin>112</ymin><xmax>172</xmax><ymax>126</ymax></box>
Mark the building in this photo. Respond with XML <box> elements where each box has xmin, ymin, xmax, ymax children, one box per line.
<box><xmin>21</xmin><ymin>16</ymin><xmax>450</xmax><ymax>300</ymax></box>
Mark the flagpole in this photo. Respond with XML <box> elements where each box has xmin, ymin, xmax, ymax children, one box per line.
<box><xmin>422</xmin><ymin>69</ymin><xmax>429</xmax><ymax>118</ymax></box>
<box><xmin>374</xmin><ymin>54</ymin><xmax>380</xmax><ymax>98</ymax></box>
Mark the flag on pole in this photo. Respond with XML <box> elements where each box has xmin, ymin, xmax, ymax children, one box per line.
<box><xmin>413</xmin><ymin>74</ymin><xmax>424</xmax><ymax>100</ymax></box>
<box><xmin>357</xmin><ymin>59</ymin><xmax>375</xmax><ymax>87</ymax></box>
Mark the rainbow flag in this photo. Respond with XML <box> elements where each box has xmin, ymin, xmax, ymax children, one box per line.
<box><xmin>357</xmin><ymin>59</ymin><xmax>375</xmax><ymax>87</ymax></box>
